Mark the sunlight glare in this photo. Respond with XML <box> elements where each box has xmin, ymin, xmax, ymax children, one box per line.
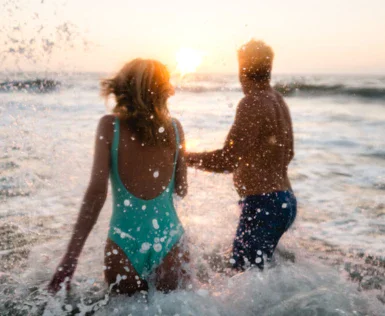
<box><xmin>176</xmin><ymin>48</ymin><xmax>204</xmax><ymax>76</ymax></box>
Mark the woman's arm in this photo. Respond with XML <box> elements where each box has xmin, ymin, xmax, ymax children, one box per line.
<box><xmin>173</xmin><ymin>119</ymin><xmax>188</xmax><ymax>197</ymax></box>
<box><xmin>48</xmin><ymin>115</ymin><xmax>115</xmax><ymax>293</ymax></box>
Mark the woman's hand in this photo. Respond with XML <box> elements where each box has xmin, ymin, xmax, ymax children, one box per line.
<box><xmin>47</xmin><ymin>256</ymin><xmax>78</xmax><ymax>294</ymax></box>
<box><xmin>185</xmin><ymin>152</ymin><xmax>197</xmax><ymax>167</ymax></box>
<box><xmin>185</xmin><ymin>152</ymin><xmax>204</xmax><ymax>168</ymax></box>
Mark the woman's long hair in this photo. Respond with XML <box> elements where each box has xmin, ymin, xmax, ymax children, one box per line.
<box><xmin>101</xmin><ymin>59</ymin><xmax>174</xmax><ymax>146</ymax></box>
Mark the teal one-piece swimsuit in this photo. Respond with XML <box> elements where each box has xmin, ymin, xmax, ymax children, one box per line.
<box><xmin>108</xmin><ymin>118</ymin><xmax>184</xmax><ymax>278</ymax></box>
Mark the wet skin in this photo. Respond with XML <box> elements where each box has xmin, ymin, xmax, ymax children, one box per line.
<box><xmin>187</xmin><ymin>78</ymin><xmax>294</xmax><ymax>197</ymax></box>
<box><xmin>48</xmin><ymin>115</ymin><xmax>189</xmax><ymax>295</ymax></box>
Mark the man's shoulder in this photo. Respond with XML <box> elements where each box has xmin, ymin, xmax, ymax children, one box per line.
<box><xmin>238</xmin><ymin>95</ymin><xmax>270</xmax><ymax>115</ymax></box>
<box><xmin>272</xmin><ymin>89</ymin><xmax>287</xmax><ymax>103</ymax></box>
<box><xmin>239</xmin><ymin>95</ymin><xmax>262</xmax><ymax>109</ymax></box>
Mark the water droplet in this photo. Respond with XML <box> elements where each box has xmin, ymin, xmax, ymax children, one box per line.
<box><xmin>255</xmin><ymin>257</ymin><xmax>262</xmax><ymax>264</ymax></box>
<box><xmin>152</xmin><ymin>219</ymin><xmax>159</xmax><ymax>229</ymax></box>
<box><xmin>158</xmin><ymin>127</ymin><xmax>165</xmax><ymax>133</ymax></box>
<box><xmin>282</xmin><ymin>203</ymin><xmax>287</xmax><ymax>208</ymax></box>
<box><xmin>140</xmin><ymin>242</ymin><xmax>151</xmax><ymax>253</ymax></box>
<box><xmin>229</xmin><ymin>258</ymin><xmax>236</xmax><ymax>264</ymax></box>
<box><xmin>124</xmin><ymin>199</ymin><xmax>130</xmax><ymax>206</ymax></box>
<box><xmin>257</xmin><ymin>250</ymin><xmax>262</xmax><ymax>256</ymax></box>
<box><xmin>99</xmin><ymin>136</ymin><xmax>104</xmax><ymax>140</ymax></box>
<box><xmin>153</xmin><ymin>243</ymin><xmax>162</xmax><ymax>252</ymax></box>
<box><xmin>65</xmin><ymin>305</ymin><xmax>73</xmax><ymax>312</ymax></box>
<box><xmin>112</xmin><ymin>249</ymin><xmax>118</xmax><ymax>255</ymax></box>
<box><xmin>153</xmin><ymin>171</ymin><xmax>159</xmax><ymax>178</ymax></box>
<box><xmin>142</xmin><ymin>205</ymin><xmax>146</xmax><ymax>210</ymax></box>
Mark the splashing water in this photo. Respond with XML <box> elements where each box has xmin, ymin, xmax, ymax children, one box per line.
<box><xmin>0</xmin><ymin>71</ymin><xmax>384</xmax><ymax>314</ymax></box>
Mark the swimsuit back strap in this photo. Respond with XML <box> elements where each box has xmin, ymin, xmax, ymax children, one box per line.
<box><xmin>113</xmin><ymin>117</ymin><xmax>120</xmax><ymax>148</ymax></box>
<box><xmin>111</xmin><ymin>117</ymin><xmax>120</xmax><ymax>173</ymax></box>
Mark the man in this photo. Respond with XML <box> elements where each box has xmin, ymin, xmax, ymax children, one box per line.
<box><xmin>186</xmin><ymin>40</ymin><xmax>297</xmax><ymax>270</ymax></box>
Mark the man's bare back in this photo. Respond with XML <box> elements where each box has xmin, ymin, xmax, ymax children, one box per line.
<box><xmin>233</xmin><ymin>87</ymin><xmax>294</xmax><ymax>196</ymax></box>
<box><xmin>186</xmin><ymin>86</ymin><xmax>294</xmax><ymax>197</ymax></box>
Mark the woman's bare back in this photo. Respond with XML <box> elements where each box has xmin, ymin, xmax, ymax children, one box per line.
<box><xmin>116</xmin><ymin>119</ymin><xmax>179</xmax><ymax>199</ymax></box>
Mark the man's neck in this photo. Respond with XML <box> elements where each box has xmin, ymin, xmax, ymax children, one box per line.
<box><xmin>242</xmin><ymin>79</ymin><xmax>272</xmax><ymax>95</ymax></box>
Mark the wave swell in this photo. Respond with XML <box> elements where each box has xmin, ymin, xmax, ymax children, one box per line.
<box><xmin>274</xmin><ymin>83</ymin><xmax>385</xmax><ymax>99</ymax></box>
<box><xmin>0</xmin><ymin>79</ymin><xmax>60</xmax><ymax>93</ymax></box>
<box><xmin>177</xmin><ymin>83</ymin><xmax>385</xmax><ymax>99</ymax></box>
<box><xmin>1</xmin><ymin>76</ymin><xmax>385</xmax><ymax>99</ymax></box>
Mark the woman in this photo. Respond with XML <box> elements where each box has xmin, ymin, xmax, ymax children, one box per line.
<box><xmin>48</xmin><ymin>59</ymin><xmax>189</xmax><ymax>295</ymax></box>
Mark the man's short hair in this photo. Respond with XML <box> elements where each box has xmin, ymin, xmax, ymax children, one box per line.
<box><xmin>238</xmin><ymin>40</ymin><xmax>274</xmax><ymax>81</ymax></box>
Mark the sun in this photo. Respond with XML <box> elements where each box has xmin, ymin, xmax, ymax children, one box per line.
<box><xmin>176</xmin><ymin>48</ymin><xmax>204</xmax><ymax>76</ymax></box>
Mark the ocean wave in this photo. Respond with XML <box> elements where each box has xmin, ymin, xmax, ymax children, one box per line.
<box><xmin>274</xmin><ymin>82</ymin><xmax>385</xmax><ymax>99</ymax></box>
<box><xmin>0</xmin><ymin>79</ymin><xmax>60</xmax><ymax>93</ymax></box>
<box><xmin>176</xmin><ymin>82</ymin><xmax>385</xmax><ymax>99</ymax></box>
<box><xmin>1</xmin><ymin>76</ymin><xmax>385</xmax><ymax>99</ymax></box>
<box><xmin>362</xmin><ymin>150</ymin><xmax>385</xmax><ymax>160</ymax></box>
<box><xmin>175</xmin><ymin>85</ymin><xmax>242</xmax><ymax>93</ymax></box>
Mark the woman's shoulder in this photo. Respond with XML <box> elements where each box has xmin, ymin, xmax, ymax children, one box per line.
<box><xmin>96</xmin><ymin>114</ymin><xmax>116</xmax><ymax>143</ymax></box>
<box><xmin>99</xmin><ymin>114</ymin><xmax>116</xmax><ymax>125</ymax></box>
<box><xmin>171</xmin><ymin>117</ymin><xmax>184</xmax><ymax>132</ymax></box>
<box><xmin>171</xmin><ymin>117</ymin><xmax>183</xmax><ymax>130</ymax></box>
<box><xmin>170</xmin><ymin>117</ymin><xmax>185</xmax><ymax>143</ymax></box>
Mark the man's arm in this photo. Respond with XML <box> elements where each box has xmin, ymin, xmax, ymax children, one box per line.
<box><xmin>187</xmin><ymin>98</ymin><xmax>253</xmax><ymax>173</ymax></box>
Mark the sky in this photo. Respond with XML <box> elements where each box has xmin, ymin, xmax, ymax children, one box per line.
<box><xmin>1</xmin><ymin>0</ymin><xmax>385</xmax><ymax>74</ymax></box>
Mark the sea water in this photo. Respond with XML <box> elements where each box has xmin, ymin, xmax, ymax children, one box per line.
<box><xmin>0</xmin><ymin>73</ymin><xmax>384</xmax><ymax>315</ymax></box>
